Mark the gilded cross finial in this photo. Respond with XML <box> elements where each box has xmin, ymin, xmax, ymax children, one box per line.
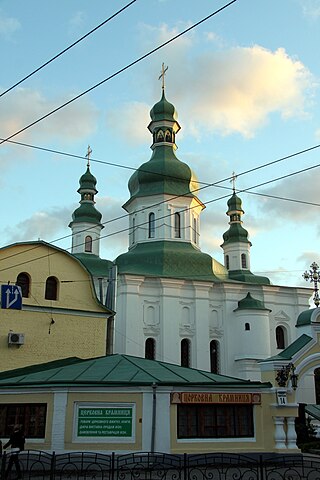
<box><xmin>230</xmin><ymin>171</ymin><xmax>237</xmax><ymax>193</ymax></box>
<box><xmin>158</xmin><ymin>63</ymin><xmax>168</xmax><ymax>91</ymax></box>
<box><xmin>303</xmin><ymin>262</ymin><xmax>320</xmax><ymax>307</ymax></box>
<box><xmin>85</xmin><ymin>145</ymin><xmax>92</xmax><ymax>167</ymax></box>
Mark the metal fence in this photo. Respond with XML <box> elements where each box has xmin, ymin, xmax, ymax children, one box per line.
<box><xmin>1</xmin><ymin>450</ymin><xmax>320</xmax><ymax>480</ymax></box>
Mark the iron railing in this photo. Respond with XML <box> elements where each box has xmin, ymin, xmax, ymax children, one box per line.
<box><xmin>1</xmin><ymin>450</ymin><xmax>320</xmax><ymax>480</ymax></box>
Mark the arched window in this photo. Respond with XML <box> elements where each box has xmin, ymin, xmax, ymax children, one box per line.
<box><xmin>181</xmin><ymin>339</ymin><xmax>191</xmax><ymax>368</ymax></box>
<box><xmin>156</xmin><ymin>130</ymin><xmax>164</xmax><ymax>142</ymax></box>
<box><xmin>241</xmin><ymin>253</ymin><xmax>247</xmax><ymax>269</ymax></box>
<box><xmin>174</xmin><ymin>213</ymin><xmax>181</xmax><ymax>238</ymax></box>
<box><xmin>16</xmin><ymin>272</ymin><xmax>30</xmax><ymax>298</ymax></box>
<box><xmin>245</xmin><ymin>323</ymin><xmax>250</xmax><ymax>331</ymax></box>
<box><xmin>276</xmin><ymin>326</ymin><xmax>285</xmax><ymax>349</ymax></box>
<box><xmin>145</xmin><ymin>338</ymin><xmax>156</xmax><ymax>360</ymax></box>
<box><xmin>45</xmin><ymin>276</ymin><xmax>58</xmax><ymax>301</ymax></box>
<box><xmin>193</xmin><ymin>218</ymin><xmax>197</xmax><ymax>243</ymax></box>
<box><xmin>210</xmin><ymin>340</ymin><xmax>219</xmax><ymax>374</ymax></box>
<box><xmin>226</xmin><ymin>255</ymin><xmax>229</xmax><ymax>270</ymax></box>
<box><xmin>165</xmin><ymin>130</ymin><xmax>172</xmax><ymax>142</ymax></box>
<box><xmin>149</xmin><ymin>212</ymin><xmax>155</xmax><ymax>238</ymax></box>
<box><xmin>315</xmin><ymin>367</ymin><xmax>320</xmax><ymax>404</ymax></box>
<box><xmin>85</xmin><ymin>235</ymin><xmax>92</xmax><ymax>253</ymax></box>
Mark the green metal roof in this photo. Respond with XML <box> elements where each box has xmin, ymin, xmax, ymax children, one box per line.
<box><xmin>222</xmin><ymin>223</ymin><xmax>251</xmax><ymax>246</ymax></box>
<box><xmin>227</xmin><ymin>193</ymin><xmax>244</xmax><ymax>213</ymax></box>
<box><xmin>260</xmin><ymin>334</ymin><xmax>313</xmax><ymax>362</ymax></box>
<box><xmin>126</xmin><ymin>146</ymin><xmax>199</xmax><ymax>202</ymax></box>
<box><xmin>150</xmin><ymin>91</ymin><xmax>178</xmax><ymax>122</ymax></box>
<box><xmin>78</xmin><ymin>166</ymin><xmax>98</xmax><ymax>192</ymax></box>
<box><xmin>306</xmin><ymin>405</ymin><xmax>320</xmax><ymax>421</ymax></box>
<box><xmin>296</xmin><ymin>308</ymin><xmax>317</xmax><ymax>326</ymax></box>
<box><xmin>70</xmin><ymin>203</ymin><xmax>103</xmax><ymax>225</ymax></box>
<box><xmin>115</xmin><ymin>241</ymin><xmax>225</xmax><ymax>281</ymax></box>
<box><xmin>234</xmin><ymin>292</ymin><xmax>271</xmax><ymax>311</ymax></box>
<box><xmin>72</xmin><ymin>253</ymin><xmax>113</xmax><ymax>277</ymax></box>
<box><xmin>0</xmin><ymin>354</ymin><xmax>271</xmax><ymax>389</ymax></box>
<box><xmin>228</xmin><ymin>269</ymin><xmax>271</xmax><ymax>285</ymax></box>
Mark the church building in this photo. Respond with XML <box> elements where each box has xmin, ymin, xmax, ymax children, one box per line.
<box><xmin>69</xmin><ymin>84</ymin><xmax>311</xmax><ymax>385</ymax></box>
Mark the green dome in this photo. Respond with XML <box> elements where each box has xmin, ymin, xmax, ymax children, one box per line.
<box><xmin>234</xmin><ymin>292</ymin><xmax>271</xmax><ymax>311</ymax></box>
<box><xmin>128</xmin><ymin>146</ymin><xmax>198</xmax><ymax>199</ymax></box>
<box><xmin>222</xmin><ymin>223</ymin><xmax>250</xmax><ymax>245</ymax></box>
<box><xmin>71</xmin><ymin>203</ymin><xmax>102</xmax><ymax>225</ymax></box>
<box><xmin>227</xmin><ymin>193</ymin><xmax>244</xmax><ymax>213</ymax></box>
<box><xmin>78</xmin><ymin>167</ymin><xmax>97</xmax><ymax>193</ymax></box>
<box><xmin>150</xmin><ymin>91</ymin><xmax>177</xmax><ymax>122</ymax></box>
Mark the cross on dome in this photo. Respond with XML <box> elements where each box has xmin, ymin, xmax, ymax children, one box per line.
<box><xmin>230</xmin><ymin>171</ymin><xmax>237</xmax><ymax>193</ymax></box>
<box><xmin>85</xmin><ymin>145</ymin><xmax>92</xmax><ymax>167</ymax></box>
<box><xmin>158</xmin><ymin>63</ymin><xmax>168</xmax><ymax>91</ymax></box>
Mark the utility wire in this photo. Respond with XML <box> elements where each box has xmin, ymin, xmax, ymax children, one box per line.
<box><xmin>0</xmin><ymin>136</ymin><xmax>319</xmax><ymax>266</ymax></box>
<box><xmin>0</xmin><ymin>161</ymin><xmax>318</xmax><ymax>273</ymax></box>
<box><xmin>0</xmin><ymin>1</ymin><xmax>137</xmax><ymax>98</ymax></box>
<box><xmin>0</xmin><ymin>0</ymin><xmax>238</xmax><ymax>147</ymax></box>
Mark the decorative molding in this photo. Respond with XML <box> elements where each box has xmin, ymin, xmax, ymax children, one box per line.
<box><xmin>274</xmin><ymin>310</ymin><xmax>290</xmax><ymax>323</ymax></box>
<box><xmin>179</xmin><ymin>325</ymin><xmax>195</xmax><ymax>336</ymax></box>
<box><xmin>209</xmin><ymin>327</ymin><xmax>224</xmax><ymax>338</ymax></box>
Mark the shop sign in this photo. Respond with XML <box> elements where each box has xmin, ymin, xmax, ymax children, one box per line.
<box><xmin>77</xmin><ymin>405</ymin><xmax>133</xmax><ymax>438</ymax></box>
<box><xmin>171</xmin><ymin>392</ymin><xmax>261</xmax><ymax>404</ymax></box>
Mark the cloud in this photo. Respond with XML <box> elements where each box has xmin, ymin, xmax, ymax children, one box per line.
<box><xmin>105</xmin><ymin>102</ymin><xmax>150</xmax><ymax>144</ymax></box>
<box><xmin>0</xmin><ymin>87</ymin><xmax>98</xmax><ymax>154</ymax></box>
<box><xmin>253</xmin><ymin>169</ymin><xmax>320</xmax><ymax>223</ymax></box>
<box><xmin>109</xmin><ymin>24</ymin><xmax>314</xmax><ymax>143</ymax></box>
<box><xmin>0</xmin><ymin>11</ymin><xmax>20</xmax><ymax>38</ymax></box>
<box><xmin>299</xmin><ymin>0</ymin><xmax>320</xmax><ymax>19</ymax></box>
<box><xmin>172</xmin><ymin>45</ymin><xmax>314</xmax><ymax>138</ymax></box>
<box><xmin>69</xmin><ymin>11</ymin><xmax>86</xmax><ymax>33</ymax></box>
<box><xmin>4</xmin><ymin>207</ymin><xmax>71</xmax><ymax>245</ymax></box>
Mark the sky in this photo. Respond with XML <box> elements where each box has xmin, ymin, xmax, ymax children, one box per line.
<box><xmin>0</xmin><ymin>0</ymin><xmax>319</xmax><ymax>289</ymax></box>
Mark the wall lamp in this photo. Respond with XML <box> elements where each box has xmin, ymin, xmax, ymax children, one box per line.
<box><xmin>275</xmin><ymin>363</ymin><xmax>298</xmax><ymax>390</ymax></box>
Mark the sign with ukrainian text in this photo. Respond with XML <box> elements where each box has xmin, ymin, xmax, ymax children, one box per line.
<box><xmin>77</xmin><ymin>405</ymin><xmax>133</xmax><ymax>438</ymax></box>
<box><xmin>171</xmin><ymin>392</ymin><xmax>261</xmax><ymax>404</ymax></box>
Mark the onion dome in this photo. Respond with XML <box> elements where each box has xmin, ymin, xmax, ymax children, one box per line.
<box><xmin>78</xmin><ymin>166</ymin><xmax>98</xmax><ymax>193</ymax></box>
<box><xmin>69</xmin><ymin>165</ymin><xmax>102</xmax><ymax>226</ymax></box>
<box><xmin>125</xmin><ymin>90</ymin><xmax>199</xmax><ymax>203</ymax></box>
<box><xmin>150</xmin><ymin>91</ymin><xmax>178</xmax><ymax>122</ymax></box>
<box><xmin>221</xmin><ymin>192</ymin><xmax>251</xmax><ymax>246</ymax></box>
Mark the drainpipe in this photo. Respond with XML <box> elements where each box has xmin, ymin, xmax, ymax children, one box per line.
<box><xmin>151</xmin><ymin>383</ymin><xmax>157</xmax><ymax>453</ymax></box>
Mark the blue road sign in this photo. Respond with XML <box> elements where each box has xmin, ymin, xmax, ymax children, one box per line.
<box><xmin>1</xmin><ymin>285</ymin><xmax>22</xmax><ymax>310</ymax></box>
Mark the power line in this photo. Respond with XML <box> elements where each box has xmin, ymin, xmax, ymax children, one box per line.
<box><xmin>0</xmin><ymin>160</ymin><xmax>318</xmax><ymax>273</ymax></box>
<box><xmin>0</xmin><ymin>0</ymin><xmax>238</xmax><ymax>147</ymax></box>
<box><xmin>0</xmin><ymin>1</ymin><xmax>137</xmax><ymax>98</ymax></box>
<box><xmin>0</xmin><ymin>132</ymin><xmax>319</xmax><ymax>268</ymax></box>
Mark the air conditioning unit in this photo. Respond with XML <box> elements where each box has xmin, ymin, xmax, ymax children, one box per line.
<box><xmin>8</xmin><ymin>333</ymin><xmax>25</xmax><ymax>346</ymax></box>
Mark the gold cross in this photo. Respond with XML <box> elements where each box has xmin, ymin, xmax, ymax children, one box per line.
<box><xmin>85</xmin><ymin>145</ymin><xmax>92</xmax><ymax>167</ymax></box>
<box><xmin>230</xmin><ymin>171</ymin><xmax>237</xmax><ymax>193</ymax></box>
<box><xmin>158</xmin><ymin>63</ymin><xmax>168</xmax><ymax>90</ymax></box>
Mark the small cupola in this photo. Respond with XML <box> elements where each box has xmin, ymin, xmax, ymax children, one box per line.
<box><xmin>69</xmin><ymin>146</ymin><xmax>104</xmax><ymax>256</ymax></box>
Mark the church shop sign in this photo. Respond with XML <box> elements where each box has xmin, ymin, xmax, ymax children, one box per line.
<box><xmin>76</xmin><ymin>404</ymin><xmax>134</xmax><ymax>439</ymax></box>
<box><xmin>171</xmin><ymin>392</ymin><xmax>261</xmax><ymax>404</ymax></box>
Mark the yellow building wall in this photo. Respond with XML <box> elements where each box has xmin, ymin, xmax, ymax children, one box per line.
<box><xmin>0</xmin><ymin>243</ymin><xmax>109</xmax><ymax>371</ymax></box>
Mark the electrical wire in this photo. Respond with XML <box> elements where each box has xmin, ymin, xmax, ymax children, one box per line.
<box><xmin>0</xmin><ymin>160</ymin><xmax>318</xmax><ymax>274</ymax></box>
<box><xmin>0</xmin><ymin>1</ymin><xmax>138</xmax><ymax>98</ymax></box>
<box><xmin>1</xmin><ymin>133</ymin><xmax>320</xmax><ymax>257</ymax></box>
<box><xmin>0</xmin><ymin>0</ymin><xmax>238</xmax><ymax>147</ymax></box>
